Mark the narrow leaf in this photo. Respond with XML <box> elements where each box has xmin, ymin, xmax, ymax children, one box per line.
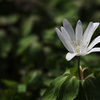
<box><xmin>42</xmin><ymin>75</ymin><xmax>68</xmax><ymax>100</ymax></box>
<box><xmin>57</xmin><ymin>76</ymin><xmax>79</xmax><ymax>100</ymax></box>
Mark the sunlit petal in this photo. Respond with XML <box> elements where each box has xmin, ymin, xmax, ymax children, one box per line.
<box><xmin>56</xmin><ymin>28</ymin><xmax>75</xmax><ymax>52</ymax></box>
<box><xmin>88</xmin><ymin>36</ymin><xmax>100</xmax><ymax>50</ymax></box>
<box><xmin>80</xmin><ymin>45</ymin><xmax>87</xmax><ymax>55</ymax></box>
<box><xmin>66</xmin><ymin>52</ymin><xmax>77</xmax><ymax>61</ymax></box>
<box><xmin>65</xmin><ymin>38</ymin><xmax>75</xmax><ymax>52</ymax></box>
<box><xmin>56</xmin><ymin>28</ymin><xmax>70</xmax><ymax>51</ymax></box>
<box><xmin>83</xmin><ymin>22</ymin><xmax>93</xmax><ymax>43</ymax></box>
<box><xmin>76</xmin><ymin>20</ymin><xmax>83</xmax><ymax>42</ymax></box>
<box><xmin>83</xmin><ymin>22</ymin><xmax>99</xmax><ymax>46</ymax></box>
<box><xmin>87</xmin><ymin>48</ymin><xmax>100</xmax><ymax>54</ymax></box>
<box><xmin>61</xmin><ymin>27</ymin><xmax>72</xmax><ymax>43</ymax></box>
<box><xmin>63</xmin><ymin>19</ymin><xmax>75</xmax><ymax>41</ymax></box>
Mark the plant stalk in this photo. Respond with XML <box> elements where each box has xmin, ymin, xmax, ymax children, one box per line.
<box><xmin>78</xmin><ymin>56</ymin><xmax>81</xmax><ymax>80</ymax></box>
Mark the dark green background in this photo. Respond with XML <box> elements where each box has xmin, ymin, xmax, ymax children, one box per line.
<box><xmin>0</xmin><ymin>0</ymin><xmax>100</xmax><ymax>100</ymax></box>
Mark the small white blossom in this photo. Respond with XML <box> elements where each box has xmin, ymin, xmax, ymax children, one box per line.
<box><xmin>56</xmin><ymin>19</ymin><xmax>100</xmax><ymax>61</ymax></box>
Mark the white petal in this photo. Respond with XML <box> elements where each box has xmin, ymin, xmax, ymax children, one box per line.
<box><xmin>76</xmin><ymin>20</ymin><xmax>83</xmax><ymax>41</ymax></box>
<box><xmin>56</xmin><ymin>28</ymin><xmax>75</xmax><ymax>53</ymax></box>
<box><xmin>55</xmin><ymin>28</ymin><xmax>70</xmax><ymax>51</ymax></box>
<box><xmin>83</xmin><ymin>22</ymin><xmax>99</xmax><ymax>46</ymax></box>
<box><xmin>80</xmin><ymin>45</ymin><xmax>87</xmax><ymax>55</ymax></box>
<box><xmin>87</xmin><ymin>47</ymin><xmax>100</xmax><ymax>54</ymax></box>
<box><xmin>63</xmin><ymin>19</ymin><xmax>75</xmax><ymax>41</ymax></box>
<box><xmin>66</xmin><ymin>52</ymin><xmax>77</xmax><ymax>61</ymax></box>
<box><xmin>65</xmin><ymin>38</ymin><xmax>75</xmax><ymax>52</ymax></box>
<box><xmin>61</xmin><ymin>27</ymin><xmax>71</xmax><ymax>43</ymax></box>
<box><xmin>88</xmin><ymin>36</ymin><xmax>100</xmax><ymax>50</ymax></box>
<box><xmin>83</xmin><ymin>22</ymin><xmax>93</xmax><ymax>41</ymax></box>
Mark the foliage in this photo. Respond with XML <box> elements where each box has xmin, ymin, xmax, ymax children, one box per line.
<box><xmin>43</xmin><ymin>67</ymin><xmax>100</xmax><ymax>100</ymax></box>
<box><xmin>0</xmin><ymin>0</ymin><xmax>100</xmax><ymax>100</ymax></box>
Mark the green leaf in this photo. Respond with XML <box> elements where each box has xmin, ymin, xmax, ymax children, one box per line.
<box><xmin>17</xmin><ymin>35</ymin><xmax>35</xmax><ymax>55</ymax></box>
<box><xmin>74</xmin><ymin>81</ymin><xmax>87</xmax><ymax>100</ymax></box>
<box><xmin>0</xmin><ymin>14</ymin><xmax>19</xmax><ymax>25</ymax></box>
<box><xmin>70</xmin><ymin>66</ymin><xmax>78</xmax><ymax>78</ymax></box>
<box><xmin>57</xmin><ymin>76</ymin><xmax>79</xmax><ymax>100</ymax></box>
<box><xmin>17</xmin><ymin>84</ymin><xmax>26</xmax><ymax>93</ymax></box>
<box><xmin>43</xmin><ymin>29</ymin><xmax>55</xmax><ymax>40</ymax></box>
<box><xmin>17</xmin><ymin>35</ymin><xmax>41</xmax><ymax>55</ymax></box>
<box><xmin>42</xmin><ymin>75</ymin><xmax>68</xmax><ymax>100</ymax></box>
<box><xmin>28</xmin><ymin>70</ymin><xmax>42</xmax><ymax>89</ymax></box>
<box><xmin>1</xmin><ymin>40</ymin><xmax>12</xmax><ymax>58</ymax></box>
<box><xmin>21</xmin><ymin>15</ymin><xmax>38</xmax><ymax>36</ymax></box>
<box><xmin>2</xmin><ymin>80</ymin><xmax>18</xmax><ymax>88</ymax></box>
<box><xmin>83</xmin><ymin>76</ymin><xmax>100</xmax><ymax>100</ymax></box>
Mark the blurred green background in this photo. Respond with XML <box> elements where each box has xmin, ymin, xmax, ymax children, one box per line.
<box><xmin>0</xmin><ymin>0</ymin><xmax>100</xmax><ymax>100</ymax></box>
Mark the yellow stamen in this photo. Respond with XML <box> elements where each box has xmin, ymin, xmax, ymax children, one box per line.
<box><xmin>76</xmin><ymin>46</ymin><xmax>80</xmax><ymax>53</ymax></box>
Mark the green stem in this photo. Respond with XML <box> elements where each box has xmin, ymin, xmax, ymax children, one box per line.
<box><xmin>78</xmin><ymin>56</ymin><xmax>81</xmax><ymax>80</ymax></box>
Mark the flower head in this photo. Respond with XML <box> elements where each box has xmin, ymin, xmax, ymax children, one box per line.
<box><xmin>56</xmin><ymin>19</ymin><xmax>100</xmax><ymax>61</ymax></box>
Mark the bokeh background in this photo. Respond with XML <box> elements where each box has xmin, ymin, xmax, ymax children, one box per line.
<box><xmin>0</xmin><ymin>0</ymin><xmax>100</xmax><ymax>100</ymax></box>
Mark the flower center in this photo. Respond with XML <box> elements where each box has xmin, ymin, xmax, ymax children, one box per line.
<box><xmin>75</xmin><ymin>46</ymin><xmax>81</xmax><ymax>53</ymax></box>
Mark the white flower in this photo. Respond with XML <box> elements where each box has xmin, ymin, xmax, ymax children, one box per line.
<box><xmin>56</xmin><ymin>19</ymin><xmax>100</xmax><ymax>61</ymax></box>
